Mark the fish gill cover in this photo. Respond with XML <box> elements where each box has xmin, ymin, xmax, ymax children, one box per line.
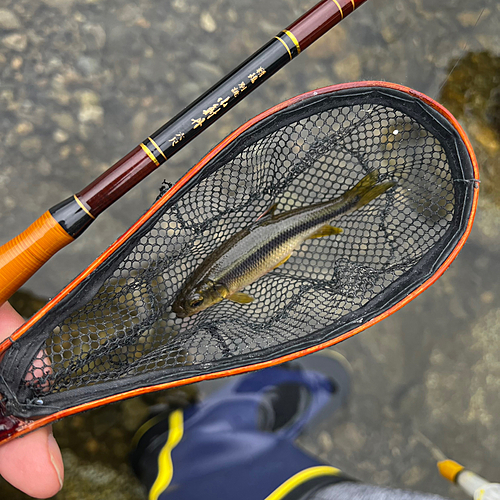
<box><xmin>0</xmin><ymin>85</ymin><xmax>476</xmax><ymax>419</ymax></box>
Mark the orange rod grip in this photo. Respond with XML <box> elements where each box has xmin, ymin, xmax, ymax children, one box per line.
<box><xmin>0</xmin><ymin>211</ymin><xmax>74</xmax><ymax>304</ymax></box>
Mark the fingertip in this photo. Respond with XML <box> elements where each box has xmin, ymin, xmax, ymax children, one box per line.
<box><xmin>48</xmin><ymin>429</ymin><xmax>64</xmax><ymax>489</ymax></box>
<box><xmin>0</xmin><ymin>302</ymin><xmax>24</xmax><ymax>341</ymax></box>
<box><xmin>0</xmin><ymin>305</ymin><xmax>63</xmax><ymax>497</ymax></box>
<box><xmin>0</xmin><ymin>425</ymin><xmax>64</xmax><ymax>498</ymax></box>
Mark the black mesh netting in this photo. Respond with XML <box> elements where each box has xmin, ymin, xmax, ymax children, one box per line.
<box><xmin>0</xmin><ymin>87</ymin><xmax>476</xmax><ymax>418</ymax></box>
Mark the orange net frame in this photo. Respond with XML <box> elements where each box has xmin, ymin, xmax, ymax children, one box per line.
<box><xmin>0</xmin><ymin>83</ymin><xmax>478</xmax><ymax>441</ymax></box>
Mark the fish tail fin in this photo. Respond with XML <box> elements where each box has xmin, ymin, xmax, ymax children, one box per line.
<box><xmin>343</xmin><ymin>170</ymin><xmax>396</xmax><ymax>210</ymax></box>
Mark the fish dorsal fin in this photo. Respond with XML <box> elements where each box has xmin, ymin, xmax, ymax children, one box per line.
<box><xmin>356</xmin><ymin>181</ymin><xmax>396</xmax><ymax>209</ymax></box>
<box><xmin>227</xmin><ymin>292</ymin><xmax>254</xmax><ymax>304</ymax></box>
<box><xmin>256</xmin><ymin>202</ymin><xmax>278</xmax><ymax>222</ymax></box>
<box><xmin>341</xmin><ymin>170</ymin><xmax>396</xmax><ymax>211</ymax></box>
<box><xmin>308</xmin><ymin>225</ymin><xmax>343</xmax><ymax>239</ymax></box>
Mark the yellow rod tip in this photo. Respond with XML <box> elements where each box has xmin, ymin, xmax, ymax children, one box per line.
<box><xmin>437</xmin><ymin>460</ymin><xmax>465</xmax><ymax>483</ymax></box>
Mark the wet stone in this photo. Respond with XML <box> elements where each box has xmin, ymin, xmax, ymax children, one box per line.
<box><xmin>77</xmin><ymin>90</ymin><xmax>104</xmax><ymax>124</ymax></box>
<box><xmin>15</xmin><ymin>121</ymin><xmax>34</xmax><ymax>135</ymax></box>
<box><xmin>0</xmin><ymin>8</ymin><xmax>21</xmax><ymax>30</ymax></box>
<box><xmin>53</xmin><ymin>129</ymin><xmax>69</xmax><ymax>142</ymax></box>
<box><xmin>10</xmin><ymin>56</ymin><xmax>22</xmax><ymax>69</ymax></box>
<box><xmin>76</xmin><ymin>55</ymin><xmax>100</xmax><ymax>76</ymax></box>
<box><xmin>57</xmin><ymin>450</ymin><xmax>145</xmax><ymax>500</ymax></box>
<box><xmin>81</xmin><ymin>23</ymin><xmax>106</xmax><ymax>51</ymax></box>
<box><xmin>200</xmin><ymin>11</ymin><xmax>217</xmax><ymax>32</ymax></box>
<box><xmin>440</xmin><ymin>51</ymin><xmax>500</xmax><ymax>207</ymax></box>
<box><xmin>52</xmin><ymin>112</ymin><xmax>76</xmax><ymax>132</ymax></box>
<box><xmin>19</xmin><ymin>136</ymin><xmax>42</xmax><ymax>159</ymax></box>
<box><xmin>1</xmin><ymin>33</ymin><xmax>27</xmax><ymax>51</ymax></box>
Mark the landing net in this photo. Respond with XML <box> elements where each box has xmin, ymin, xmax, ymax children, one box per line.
<box><xmin>0</xmin><ymin>85</ymin><xmax>477</xmax><ymax>418</ymax></box>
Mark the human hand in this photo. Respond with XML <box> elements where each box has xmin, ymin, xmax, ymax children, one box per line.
<box><xmin>0</xmin><ymin>301</ymin><xmax>64</xmax><ymax>498</ymax></box>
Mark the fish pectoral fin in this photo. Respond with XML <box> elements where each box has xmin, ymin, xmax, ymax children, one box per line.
<box><xmin>308</xmin><ymin>225</ymin><xmax>343</xmax><ymax>239</ymax></box>
<box><xmin>227</xmin><ymin>292</ymin><xmax>254</xmax><ymax>304</ymax></box>
<box><xmin>273</xmin><ymin>254</ymin><xmax>292</xmax><ymax>269</ymax></box>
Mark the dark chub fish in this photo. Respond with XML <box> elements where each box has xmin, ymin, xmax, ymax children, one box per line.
<box><xmin>172</xmin><ymin>170</ymin><xmax>395</xmax><ymax>318</ymax></box>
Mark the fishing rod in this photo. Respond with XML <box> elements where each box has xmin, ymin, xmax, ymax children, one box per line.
<box><xmin>439</xmin><ymin>460</ymin><xmax>500</xmax><ymax>499</ymax></box>
<box><xmin>0</xmin><ymin>0</ymin><xmax>368</xmax><ymax>304</ymax></box>
<box><xmin>417</xmin><ymin>432</ymin><xmax>500</xmax><ymax>499</ymax></box>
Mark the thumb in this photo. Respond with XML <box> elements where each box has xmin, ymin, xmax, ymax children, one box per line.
<box><xmin>0</xmin><ymin>301</ymin><xmax>64</xmax><ymax>498</ymax></box>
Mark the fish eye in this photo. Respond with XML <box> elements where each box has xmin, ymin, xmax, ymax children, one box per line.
<box><xmin>189</xmin><ymin>294</ymin><xmax>204</xmax><ymax>308</ymax></box>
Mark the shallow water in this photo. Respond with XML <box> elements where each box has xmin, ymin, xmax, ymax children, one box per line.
<box><xmin>1</xmin><ymin>0</ymin><xmax>500</xmax><ymax>498</ymax></box>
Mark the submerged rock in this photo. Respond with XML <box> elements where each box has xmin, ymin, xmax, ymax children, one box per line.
<box><xmin>2</xmin><ymin>33</ymin><xmax>27</xmax><ymax>52</ymax></box>
<box><xmin>55</xmin><ymin>450</ymin><xmax>146</xmax><ymax>500</ymax></box>
<box><xmin>0</xmin><ymin>9</ymin><xmax>21</xmax><ymax>30</ymax></box>
<box><xmin>440</xmin><ymin>51</ymin><xmax>500</xmax><ymax>207</ymax></box>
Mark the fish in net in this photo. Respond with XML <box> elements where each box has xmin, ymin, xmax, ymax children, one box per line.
<box><xmin>0</xmin><ymin>83</ymin><xmax>478</xmax><ymax>441</ymax></box>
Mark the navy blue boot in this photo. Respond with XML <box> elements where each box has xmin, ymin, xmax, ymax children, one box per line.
<box><xmin>131</xmin><ymin>351</ymin><xmax>351</xmax><ymax>500</ymax></box>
